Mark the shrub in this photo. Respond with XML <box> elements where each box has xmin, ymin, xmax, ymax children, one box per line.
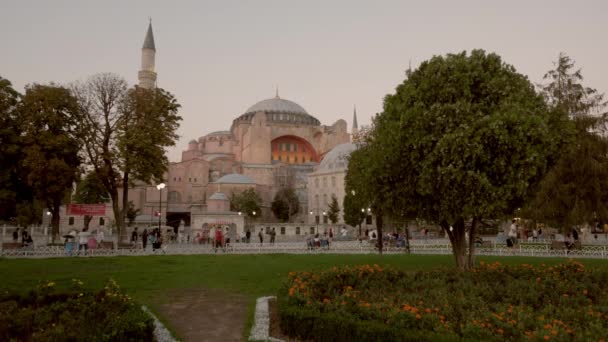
<box><xmin>278</xmin><ymin>262</ymin><xmax>608</xmax><ymax>341</ymax></box>
<box><xmin>0</xmin><ymin>279</ymin><xmax>154</xmax><ymax>342</ymax></box>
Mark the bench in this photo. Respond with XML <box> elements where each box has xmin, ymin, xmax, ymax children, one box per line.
<box><xmin>98</xmin><ymin>241</ymin><xmax>114</xmax><ymax>249</ymax></box>
<box><xmin>2</xmin><ymin>242</ymin><xmax>23</xmax><ymax>250</ymax></box>
<box><xmin>551</xmin><ymin>240</ymin><xmax>581</xmax><ymax>250</ymax></box>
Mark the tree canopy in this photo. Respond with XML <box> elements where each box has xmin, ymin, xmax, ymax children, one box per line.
<box><xmin>271</xmin><ymin>187</ymin><xmax>300</xmax><ymax>222</ymax></box>
<box><xmin>19</xmin><ymin>84</ymin><xmax>82</xmax><ymax>240</ymax></box>
<box><xmin>525</xmin><ymin>53</ymin><xmax>608</xmax><ymax>230</ymax></box>
<box><xmin>72</xmin><ymin>73</ymin><xmax>181</xmax><ymax>235</ymax></box>
<box><xmin>230</xmin><ymin>188</ymin><xmax>262</xmax><ymax>217</ymax></box>
<box><xmin>346</xmin><ymin>50</ymin><xmax>569</xmax><ymax>269</ymax></box>
<box><xmin>327</xmin><ymin>194</ymin><xmax>340</xmax><ymax>224</ymax></box>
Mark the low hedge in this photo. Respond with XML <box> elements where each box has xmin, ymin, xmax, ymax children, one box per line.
<box><xmin>0</xmin><ymin>279</ymin><xmax>154</xmax><ymax>341</ymax></box>
<box><xmin>278</xmin><ymin>262</ymin><xmax>608</xmax><ymax>341</ymax></box>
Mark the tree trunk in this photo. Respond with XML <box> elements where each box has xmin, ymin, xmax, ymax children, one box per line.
<box><xmin>84</xmin><ymin>215</ymin><xmax>92</xmax><ymax>230</ymax></box>
<box><xmin>109</xmin><ymin>186</ymin><xmax>123</xmax><ymax>240</ymax></box>
<box><xmin>404</xmin><ymin>221</ymin><xmax>411</xmax><ymax>254</ymax></box>
<box><xmin>467</xmin><ymin>217</ymin><xmax>479</xmax><ymax>269</ymax></box>
<box><xmin>51</xmin><ymin>204</ymin><xmax>61</xmax><ymax>243</ymax></box>
<box><xmin>442</xmin><ymin>218</ymin><xmax>467</xmax><ymax>271</ymax></box>
<box><xmin>376</xmin><ymin>212</ymin><xmax>383</xmax><ymax>255</ymax></box>
<box><xmin>121</xmin><ymin>171</ymin><xmax>129</xmax><ymax>240</ymax></box>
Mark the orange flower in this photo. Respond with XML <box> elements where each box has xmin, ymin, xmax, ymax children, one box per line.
<box><xmin>424</xmin><ymin>308</ymin><xmax>431</xmax><ymax>313</ymax></box>
<box><xmin>323</xmin><ymin>298</ymin><xmax>330</xmax><ymax>304</ymax></box>
<box><xmin>551</xmin><ymin>330</ymin><xmax>557</xmax><ymax>336</ymax></box>
<box><xmin>415</xmin><ymin>314</ymin><xmax>421</xmax><ymax>320</ymax></box>
<box><xmin>497</xmin><ymin>328</ymin><xmax>504</xmax><ymax>334</ymax></box>
<box><xmin>583</xmin><ymin>289</ymin><xmax>588</xmax><ymax>295</ymax></box>
<box><xmin>544</xmin><ymin>335</ymin><xmax>550</xmax><ymax>340</ymax></box>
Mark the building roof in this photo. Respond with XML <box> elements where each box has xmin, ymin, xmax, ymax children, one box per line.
<box><xmin>142</xmin><ymin>22</ymin><xmax>155</xmax><ymax>50</ymax></box>
<box><xmin>209</xmin><ymin>192</ymin><xmax>228</xmax><ymax>201</ymax></box>
<box><xmin>245</xmin><ymin>96</ymin><xmax>308</xmax><ymax>115</ymax></box>
<box><xmin>213</xmin><ymin>173</ymin><xmax>255</xmax><ymax>184</ymax></box>
<box><xmin>316</xmin><ymin>143</ymin><xmax>357</xmax><ymax>172</ymax></box>
<box><xmin>234</xmin><ymin>96</ymin><xmax>321</xmax><ymax>126</ymax></box>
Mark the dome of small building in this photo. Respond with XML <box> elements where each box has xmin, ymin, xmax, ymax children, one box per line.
<box><xmin>206</xmin><ymin>130</ymin><xmax>232</xmax><ymax>136</ymax></box>
<box><xmin>213</xmin><ymin>173</ymin><xmax>255</xmax><ymax>184</ymax></box>
<box><xmin>209</xmin><ymin>192</ymin><xmax>228</xmax><ymax>201</ymax></box>
<box><xmin>189</xmin><ymin>139</ymin><xmax>198</xmax><ymax>144</ymax></box>
<box><xmin>234</xmin><ymin>96</ymin><xmax>320</xmax><ymax>126</ymax></box>
<box><xmin>317</xmin><ymin>143</ymin><xmax>357</xmax><ymax>172</ymax></box>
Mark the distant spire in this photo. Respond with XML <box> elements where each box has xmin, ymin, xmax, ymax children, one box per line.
<box><xmin>275</xmin><ymin>85</ymin><xmax>280</xmax><ymax>99</ymax></box>
<box><xmin>353</xmin><ymin>105</ymin><xmax>358</xmax><ymax>129</ymax></box>
<box><xmin>143</xmin><ymin>20</ymin><xmax>156</xmax><ymax>50</ymax></box>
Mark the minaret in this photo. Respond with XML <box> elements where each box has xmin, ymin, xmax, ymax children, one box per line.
<box><xmin>352</xmin><ymin>105</ymin><xmax>359</xmax><ymax>136</ymax></box>
<box><xmin>138</xmin><ymin>20</ymin><xmax>157</xmax><ymax>89</ymax></box>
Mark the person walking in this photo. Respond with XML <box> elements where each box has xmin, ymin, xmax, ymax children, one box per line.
<box><xmin>131</xmin><ymin>227</ymin><xmax>139</xmax><ymax>245</ymax></box>
<box><xmin>142</xmin><ymin>229</ymin><xmax>148</xmax><ymax>250</ymax></box>
<box><xmin>258</xmin><ymin>228</ymin><xmax>264</xmax><ymax>246</ymax></box>
<box><xmin>246</xmin><ymin>229</ymin><xmax>251</xmax><ymax>243</ymax></box>
<box><xmin>77</xmin><ymin>228</ymin><xmax>91</xmax><ymax>256</ymax></box>
<box><xmin>13</xmin><ymin>228</ymin><xmax>19</xmax><ymax>242</ymax></box>
<box><xmin>214</xmin><ymin>227</ymin><xmax>224</xmax><ymax>253</ymax></box>
<box><xmin>270</xmin><ymin>228</ymin><xmax>276</xmax><ymax>245</ymax></box>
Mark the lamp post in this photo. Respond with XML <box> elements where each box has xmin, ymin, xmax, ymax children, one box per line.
<box><xmin>361</xmin><ymin>207</ymin><xmax>371</xmax><ymax>238</ymax></box>
<box><xmin>310</xmin><ymin>209</ymin><xmax>320</xmax><ymax>234</ymax></box>
<box><xmin>156</xmin><ymin>183</ymin><xmax>165</xmax><ymax>233</ymax></box>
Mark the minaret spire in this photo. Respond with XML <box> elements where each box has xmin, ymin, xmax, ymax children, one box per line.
<box><xmin>352</xmin><ymin>105</ymin><xmax>359</xmax><ymax>136</ymax></box>
<box><xmin>138</xmin><ymin>19</ymin><xmax>157</xmax><ymax>89</ymax></box>
<box><xmin>275</xmin><ymin>85</ymin><xmax>280</xmax><ymax>99</ymax></box>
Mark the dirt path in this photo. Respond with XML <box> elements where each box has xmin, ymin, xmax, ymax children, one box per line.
<box><xmin>156</xmin><ymin>288</ymin><xmax>249</xmax><ymax>342</ymax></box>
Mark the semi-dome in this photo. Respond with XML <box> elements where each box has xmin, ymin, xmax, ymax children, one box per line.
<box><xmin>213</xmin><ymin>173</ymin><xmax>255</xmax><ymax>184</ymax></box>
<box><xmin>317</xmin><ymin>143</ymin><xmax>357</xmax><ymax>172</ymax></box>
<box><xmin>234</xmin><ymin>96</ymin><xmax>320</xmax><ymax>126</ymax></box>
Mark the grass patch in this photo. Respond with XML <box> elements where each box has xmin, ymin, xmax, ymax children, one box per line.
<box><xmin>2</xmin><ymin>254</ymin><xmax>607</xmax><ymax>339</ymax></box>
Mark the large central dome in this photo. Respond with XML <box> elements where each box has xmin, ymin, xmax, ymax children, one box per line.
<box><xmin>245</xmin><ymin>97</ymin><xmax>308</xmax><ymax>115</ymax></box>
<box><xmin>234</xmin><ymin>96</ymin><xmax>320</xmax><ymax>126</ymax></box>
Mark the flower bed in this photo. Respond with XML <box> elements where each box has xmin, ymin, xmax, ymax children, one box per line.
<box><xmin>0</xmin><ymin>279</ymin><xmax>154</xmax><ymax>341</ymax></box>
<box><xmin>278</xmin><ymin>261</ymin><xmax>608</xmax><ymax>341</ymax></box>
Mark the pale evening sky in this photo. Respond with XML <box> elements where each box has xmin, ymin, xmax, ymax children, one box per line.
<box><xmin>1</xmin><ymin>0</ymin><xmax>606</xmax><ymax>162</ymax></box>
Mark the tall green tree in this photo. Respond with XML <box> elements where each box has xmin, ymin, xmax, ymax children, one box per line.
<box><xmin>230</xmin><ymin>188</ymin><xmax>262</xmax><ymax>217</ymax></box>
<box><xmin>342</xmin><ymin>191</ymin><xmax>366</xmax><ymax>234</ymax></box>
<box><xmin>73</xmin><ymin>171</ymin><xmax>109</xmax><ymax>229</ymax></box>
<box><xmin>19</xmin><ymin>84</ymin><xmax>82</xmax><ymax>241</ymax></box>
<box><xmin>525</xmin><ymin>53</ymin><xmax>608</xmax><ymax>230</ymax></box>
<box><xmin>73</xmin><ymin>73</ymin><xmax>181</xmax><ymax>237</ymax></box>
<box><xmin>327</xmin><ymin>194</ymin><xmax>340</xmax><ymax>224</ymax></box>
<box><xmin>541</xmin><ymin>53</ymin><xmax>606</xmax><ymax>118</ymax></box>
<box><xmin>271</xmin><ymin>187</ymin><xmax>299</xmax><ymax>222</ymax></box>
<box><xmin>0</xmin><ymin>77</ymin><xmax>26</xmax><ymax>221</ymax></box>
<box><xmin>347</xmin><ymin>50</ymin><xmax>568</xmax><ymax>269</ymax></box>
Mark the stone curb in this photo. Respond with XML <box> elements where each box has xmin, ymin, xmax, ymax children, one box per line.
<box><xmin>249</xmin><ymin>296</ymin><xmax>284</xmax><ymax>342</ymax></box>
<box><xmin>142</xmin><ymin>305</ymin><xmax>179</xmax><ymax>342</ymax></box>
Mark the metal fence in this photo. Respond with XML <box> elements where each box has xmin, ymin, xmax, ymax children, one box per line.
<box><xmin>2</xmin><ymin>238</ymin><xmax>608</xmax><ymax>259</ymax></box>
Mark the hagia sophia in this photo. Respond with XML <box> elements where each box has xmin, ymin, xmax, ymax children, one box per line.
<box><xmin>46</xmin><ymin>22</ymin><xmax>364</xmax><ymax>240</ymax></box>
<box><xmin>129</xmin><ymin>22</ymin><xmax>361</xmax><ymax>239</ymax></box>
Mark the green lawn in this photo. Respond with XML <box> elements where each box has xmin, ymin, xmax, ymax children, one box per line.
<box><xmin>2</xmin><ymin>254</ymin><xmax>606</xmax><ymax>339</ymax></box>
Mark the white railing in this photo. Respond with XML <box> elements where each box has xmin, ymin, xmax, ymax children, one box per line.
<box><xmin>3</xmin><ymin>239</ymin><xmax>608</xmax><ymax>259</ymax></box>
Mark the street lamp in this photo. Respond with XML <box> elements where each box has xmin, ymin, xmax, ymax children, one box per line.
<box><xmin>156</xmin><ymin>183</ymin><xmax>165</xmax><ymax>233</ymax></box>
<box><xmin>310</xmin><ymin>209</ymin><xmax>320</xmax><ymax>234</ymax></box>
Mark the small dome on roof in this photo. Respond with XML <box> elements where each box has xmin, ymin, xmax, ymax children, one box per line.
<box><xmin>189</xmin><ymin>139</ymin><xmax>198</xmax><ymax>144</ymax></box>
<box><xmin>209</xmin><ymin>192</ymin><xmax>228</xmax><ymax>201</ymax></box>
<box><xmin>207</xmin><ymin>131</ymin><xmax>232</xmax><ymax>136</ymax></box>
<box><xmin>318</xmin><ymin>143</ymin><xmax>357</xmax><ymax>172</ymax></box>
<box><xmin>213</xmin><ymin>173</ymin><xmax>255</xmax><ymax>184</ymax></box>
